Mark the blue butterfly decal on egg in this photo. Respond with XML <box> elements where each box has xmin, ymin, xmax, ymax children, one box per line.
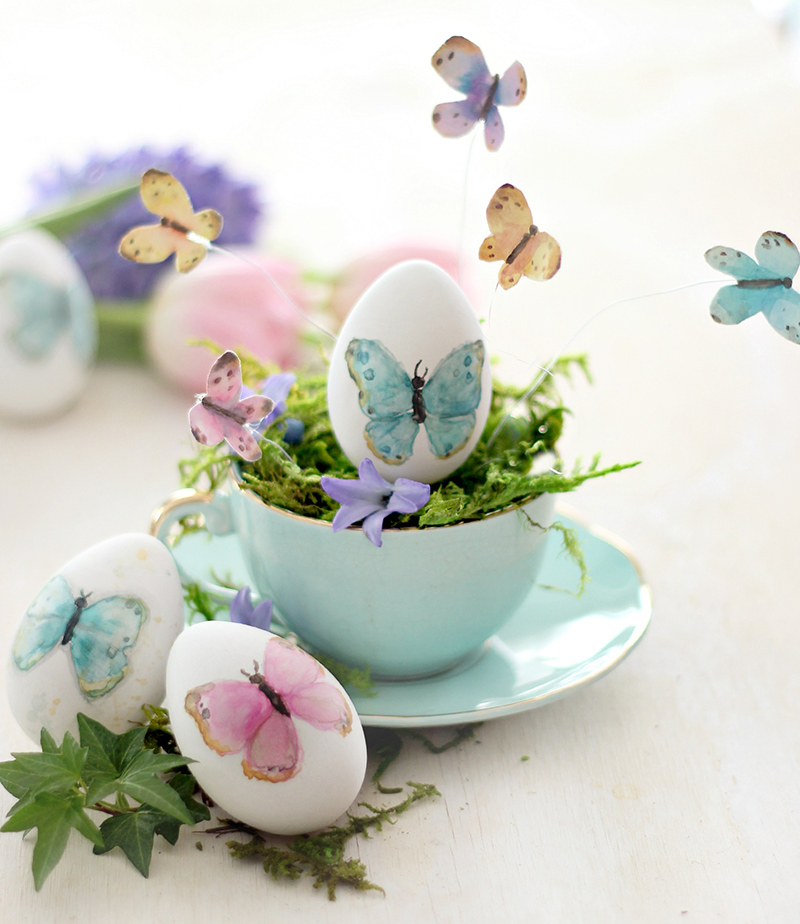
<box><xmin>1</xmin><ymin>271</ymin><xmax>95</xmax><ymax>361</ymax></box>
<box><xmin>345</xmin><ymin>338</ymin><xmax>485</xmax><ymax>465</ymax></box>
<box><xmin>705</xmin><ymin>231</ymin><xmax>800</xmax><ymax>344</ymax></box>
<box><xmin>12</xmin><ymin>575</ymin><xmax>148</xmax><ymax>699</ymax></box>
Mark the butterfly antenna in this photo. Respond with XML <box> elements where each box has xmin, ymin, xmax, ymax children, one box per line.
<box><xmin>485</xmin><ymin>279</ymin><xmax>720</xmax><ymax>451</ymax></box>
<box><xmin>203</xmin><ymin>241</ymin><xmax>337</xmax><ymax>344</ymax></box>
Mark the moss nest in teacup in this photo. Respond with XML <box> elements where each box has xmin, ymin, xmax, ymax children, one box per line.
<box><xmin>179</xmin><ymin>347</ymin><xmax>637</xmax><ymax>531</ymax></box>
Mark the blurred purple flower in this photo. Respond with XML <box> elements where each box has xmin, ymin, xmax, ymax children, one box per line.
<box><xmin>320</xmin><ymin>458</ymin><xmax>431</xmax><ymax>548</ymax></box>
<box><xmin>230</xmin><ymin>586</ymin><xmax>273</xmax><ymax>631</ymax></box>
<box><xmin>29</xmin><ymin>147</ymin><xmax>263</xmax><ymax>300</ymax></box>
<box><xmin>242</xmin><ymin>371</ymin><xmax>297</xmax><ymax>432</ymax></box>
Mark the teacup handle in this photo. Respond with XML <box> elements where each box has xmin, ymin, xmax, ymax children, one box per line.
<box><xmin>150</xmin><ymin>488</ymin><xmax>238</xmax><ymax>605</ymax></box>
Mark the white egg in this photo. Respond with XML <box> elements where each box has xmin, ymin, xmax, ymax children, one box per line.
<box><xmin>6</xmin><ymin>534</ymin><xmax>184</xmax><ymax>743</ymax></box>
<box><xmin>0</xmin><ymin>229</ymin><xmax>97</xmax><ymax>420</ymax></box>
<box><xmin>328</xmin><ymin>260</ymin><xmax>490</xmax><ymax>484</ymax></box>
<box><xmin>166</xmin><ymin>621</ymin><xmax>367</xmax><ymax>836</ymax></box>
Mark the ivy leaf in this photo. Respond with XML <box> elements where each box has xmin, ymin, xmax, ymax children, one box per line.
<box><xmin>2</xmin><ymin>792</ymin><xmax>103</xmax><ymax>890</ymax></box>
<box><xmin>0</xmin><ymin>732</ymin><xmax>87</xmax><ymax>812</ymax></box>
<box><xmin>116</xmin><ymin>751</ymin><xmax>195</xmax><ymax>823</ymax></box>
<box><xmin>93</xmin><ymin>810</ymin><xmax>164</xmax><ymax>878</ymax></box>
<box><xmin>151</xmin><ymin>775</ymin><xmax>211</xmax><ymax>845</ymax></box>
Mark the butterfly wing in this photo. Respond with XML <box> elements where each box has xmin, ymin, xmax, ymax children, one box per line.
<box><xmin>263</xmin><ymin>637</ymin><xmax>353</xmax><ymax>735</ymax></box>
<box><xmin>480</xmin><ymin>185</ymin><xmax>537</xmax><ymax>288</ymax></box>
<box><xmin>423</xmin><ymin>341</ymin><xmax>485</xmax><ymax>459</ymax></box>
<box><xmin>755</xmin><ymin>231</ymin><xmax>800</xmax><ymax>280</ymax></box>
<box><xmin>218</xmin><ymin>417</ymin><xmax>264</xmax><ymax>462</ymax></box>
<box><xmin>139</xmin><ymin>169</ymin><xmax>223</xmax><ymax>241</ymax></box>
<box><xmin>483</xmin><ymin>104</ymin><xmax>505</xmax><ymax>151</ymax></box>
<box><xmin>12</xmin><ymin>575</ymin><xmax>74</xmax><ymax>671</ymax></box>
<box><xmin>205</xmin><ymin>351</ymin><xmax>244</xmax><ymax>409</ymax></box>
<box><xmin>704</xmin><ymin>245</ymin><xmax>775</xmax><ymax>282</ymax></box>
<box><xmin>432</xmin><ymin>99</ymin><xmax>485</xmax><ymax>139</ymax></box>
<box><xmin>69</xmin><ymin>596</ymin><xmax>147</xmax><ymax>698</ymax></box>
<box><xmin>243</xmin><ymin>709</ymin><xmax>302</xmax><ymax>782</ymax></box>
<box><xmin>2</xmin><ymin>273</ymin><xmax>71</xmax><ymax>360</ymax></box>
<box><xmin>495</xmin><ymin>61</ymin><xmax>527</xmax><ymax>107</ymax></box>
<box><xmin>345</xmin><ymin>339</ymin><xmax>419</xmax><ymax>464</ymax></box>
<box><xmin>431</xmin><ymin>36</ymin><xmax>493</xmax><ymax>94</ymax></box>
<box><xmin>186</xmin><ymin>679</ymin><xmax>273</xmax><ymax>756</ymax></box>
<box><xmin>708</xmin><ymin>284</ymin><xmax>771</xmax><ymax>326</ymax></box>
<box><xmin>189</xmin><ymin>401</ymin><xmax>225</xmax><ymax>448</ymax></box>
<box><xmin>761</xmin><ymin>287</ymin><xmax>800</xmax><ymax>344</ymax></box>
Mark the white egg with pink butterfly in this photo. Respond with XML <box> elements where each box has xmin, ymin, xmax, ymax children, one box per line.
<box><xmin>166</xmin><ymin>621</ymin><xmax>367</xmax><ymax>836</ymax></box>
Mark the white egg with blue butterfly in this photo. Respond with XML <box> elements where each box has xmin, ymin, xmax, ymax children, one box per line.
<box><xmin>328</xmin><ymin>260</ymin><xmax>490</xmax><ymax>484</ymax></box>
<box><xmin>166</xmin><ymin>621</ymin><xmax>367</xmax><ymax>836</ymax></box>
<box><xmin>0</xmin><ymin>228</ymin><xmax>97</xmax><ymax>420</ymax></box>
<box><xmin>6</xmin><ymin>533</ymin><xmax>185</xmax><ymax>743</ymax></box>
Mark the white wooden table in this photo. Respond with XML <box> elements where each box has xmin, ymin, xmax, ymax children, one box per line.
<box><xmin>2</xmin><ymin>1</ymin><xmax>800</xmax><ymax>920</ymax></box>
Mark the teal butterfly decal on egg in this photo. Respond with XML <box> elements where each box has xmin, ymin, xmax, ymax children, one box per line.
<box><xmin>345</xmin><ymin>338</ymin><xmax>485</xmax><ymax>465</ymax></box>
<box><xmin>12</xmin><ymin>575</ymin><xmax>148</xmax><ymax>699</ymax></box>
<box><xmin>705</xmin><ymin>231</ymin><xmax>800</xmax><ymax>344</ymax></box>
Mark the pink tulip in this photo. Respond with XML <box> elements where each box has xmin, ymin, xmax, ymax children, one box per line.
<box><xmin>327</xmin><ymin>245</ymin><xmax>472</xmax><ymax>325</ymax></box>
<box><xmin>145</xmin><ymin>249</ymin><xmax>308</xmax><ymax>393</ymax></box>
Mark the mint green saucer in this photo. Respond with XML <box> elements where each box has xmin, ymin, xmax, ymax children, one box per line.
<box><xmin>171</xmin><ymin>512</ymin><xmax>650</xmax><ymax>728</ymax></box>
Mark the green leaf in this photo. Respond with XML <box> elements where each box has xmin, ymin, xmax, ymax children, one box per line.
<box><xmin>5</xmin><ymin>750</ymin><xmax>83</xmax><ymax>801</ymax></box>
<box><xmin>94</xmin><ymin>811</ymin><xmax>162</xmax><ymax>878</ymax></box>
<box><xmin>0</xmin><ymin>760</ymin><xmax>38</xmax><ymax>800</ymax></box>
<box><xmin>83</xmin><ymin>772</ymin><xmax>118</xmax><ymax>808</ymax></box>
<box><xmin>112</xmin><ymin>727</ymin><xmax>148</xmax><ymax>771</ymax></box>
<box><xmin>77</xmin><ymin>714</ymin><xmax>120</xmax><ymax>776</ymax></box>
<box><xmin>115</xmin><ymin>774</ymin><xmax>194</xmax><ymax>824</ymax></box>
<box><xmin>2</xmin><ymin>793</ymin><xmax>102</xmax><ymax>890</ymax></box>
<box><xmin>39</xmin><ymin>728</ymin><xmax>58</xmax><ymax>754</ymax></box>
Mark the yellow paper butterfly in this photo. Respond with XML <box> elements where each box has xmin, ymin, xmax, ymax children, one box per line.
<box><xmin>118</xmin><ymin>169</ymin><xmax>223</xmax><ymax>273</ymax></box>
<box><xmin>479</xmin><ymin>184</ymin><xmax>561</xmax><ymax>290</ymax></box>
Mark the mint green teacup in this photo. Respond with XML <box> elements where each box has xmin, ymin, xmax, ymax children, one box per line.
<box><xmin>151</xmin><ymin>469</ymin><xmax>555</xmax><ymax>680</ymax></box>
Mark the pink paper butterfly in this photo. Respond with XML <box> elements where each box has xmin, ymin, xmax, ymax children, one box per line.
<box><xmin>185</xmin><ymin>637</ymin><xmax>353</xmax><ymax>783</ymax></box>
<box><xmin>189</xmin><ymin>351</ymin><xmax>273</xmax><ymax>462</ymax></box>
<box><xmin>431</xmin><ymin>36</ymin><xmax>527</xmax><ymax>152</ymax></box>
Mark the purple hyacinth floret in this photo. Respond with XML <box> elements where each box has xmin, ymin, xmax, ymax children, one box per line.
<box><xmin>229</xmin><ymin>586</ymin><xmax>273</xmax><ymax>632</ymax></box>
<box><xmin>320</xmin><ymin>458</ymin><xmax>431</xmax><ymax>548</ymax></box>
<box><xmin>241</xmin><ymin>371</ymin><xmax>297</xmax><ymax>434</ymax></box>
<box><xmin>28</xmin><ymin>147</ymin><xmax>263</xmax><ymax>300</ymax></box>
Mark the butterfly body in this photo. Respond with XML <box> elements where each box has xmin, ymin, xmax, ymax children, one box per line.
<box><xmin>12</xmin><ymin>575</ymin><xmax>147</xmax><ymax>699</ymax></box>
<box><xmin>705</xmin><ymin>232</ymin><xmax>800</xmax><ymax>343</ymax></box>
<box><xmin>480</xmin><ymin>185</ymin><xmax>561</xmax><ymax>289</ymax></box>
<box><xmin>345</xmin><ymin>338</ymin><xmax>485</xmax><ymax>465</ymax></box>
<box><xmin>189</xmin><ymin>351</ymin><xmax>273</xmax><ymax>461</ymax></box>
<box><xmin>185</xmin><ymin>637</ymin><xmax>353</xmax><ymax>783</ymax></box>
<box><xmin>431</xmin><ymin>36</ymin><xmax>526</xmax><ymax>151</ymax></box>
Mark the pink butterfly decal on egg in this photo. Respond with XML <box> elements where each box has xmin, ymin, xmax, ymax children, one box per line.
<box><xmin>184</xmin><ymin>637</ymin><xmax>353</xmax><ymax>783</ymax></box>
<box><xmin>431</xmin><ymin>36</ymin><xmax>527</xmax><ymax>152</ymax></box>
<box><xmin>189</xmin><ymin>351</ymin><xmax>274</xmax><ymax>462</ymax></box>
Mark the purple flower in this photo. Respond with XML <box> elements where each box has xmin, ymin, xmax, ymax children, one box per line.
<box><xmin>230</xmin><ymin>587</ymin><xmax>273</xmax><ymax>631</ymax></box>
<box><xmin>28</xmin><ymin>147</ymin><xmax>263</xmax><ymax>300</ymax></box>
<box><xmin>320</xmin><ymin>458</ymin><xmax>431</xmax><ymax>548</ymax></box>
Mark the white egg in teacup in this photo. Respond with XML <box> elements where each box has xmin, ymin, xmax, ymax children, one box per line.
<box><xmin>166</xmin><ymin>621</ymin><xmax>367</xmax><ymax>835</ymax></box>
<box><xmin>6</xmin><ymin>534</ymin><xmax>184</xmax><ymax>743</ymax></box>
<box><xmin>0</xmin><ymin>228</ymin><xmax>97</xmax><ymax>420</ymax></box>
<box><xmin>328</xmin><ymin>260</ymin><xmax>490</xmax><ymax>484</ymax></box>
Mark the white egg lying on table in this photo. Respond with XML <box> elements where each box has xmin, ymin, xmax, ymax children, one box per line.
<box><xmin>6</xmin><ymin>534</ymin><xmax>184</xmax><ymax>743</ymax></box>
<box><xmin>0</xmin><ymin>229</ymin><xmax>97</xmax><ymax>420</ymax></box>
<box><xmin>328</xmin><ymin>260</ymin><xmax>490</xmax><ymax>484</ymax></box>
<box><xmin>166</xmin><ymin>621</ymin><xmax>367</xmax><ymax>836</ymax></box>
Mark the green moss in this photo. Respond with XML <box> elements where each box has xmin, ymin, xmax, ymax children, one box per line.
<box><xmin>178</xmin><ymin>349</ymin><xmax>638</xmax><ymax>533</ymax></box>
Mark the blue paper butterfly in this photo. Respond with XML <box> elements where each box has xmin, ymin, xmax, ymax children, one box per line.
<box><xmin>345</xmin><ymin>338</ymin><xmax>485</xmax><ymax>465</ymax></box>
<box><xmin>705</xmin><ymin>232</ymin><xmax>800</xmax><ymax>344</ymax></box>
<box><xmin>1</xmin><ymin>272</ymin><xmax>95</xmax><ymax>361</ymax></box>
<box><xmin>12</xmin><ymin>575</ymin><xmax>148</xmax><ymax>699</ymax></box>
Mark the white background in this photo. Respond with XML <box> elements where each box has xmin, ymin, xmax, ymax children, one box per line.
<box><xmin>2</xmin><ymin>0</ymin><xmax>800</xmax><ymax>921</ymax></box>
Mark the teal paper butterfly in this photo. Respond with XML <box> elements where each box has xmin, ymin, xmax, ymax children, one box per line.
<box><xmin>1</xmin><ymin>272</ymin><xmax>95</xmax><ymax>361</ymax></box>
<box><xmin>705</xmin><ymin>231</ymin><xmax>800</xmax><ymax>344</ymax></box>
<box><xmin>12</xmin><ymin>575</ymin><xmax>148</xmax><ymax>699</ymax></box>
<box><xmin>345</xmin><ymin>338</ymin><xmax>485</xmax><ymax>465</ymax></box>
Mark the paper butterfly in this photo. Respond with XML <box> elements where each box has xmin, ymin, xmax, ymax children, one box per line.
<box><xmin>705</xmin><ymin>232</ymin><xmax>800</xmax><ymax>344</ymax></box>
<box><xmin>12</xmin><ymin>575</ymin><xmax>147</xmax><ymax>699</ymax></box>
<box><xmin>185</xmin><ymin>637</ymin><xmax>353</xmax><ymax>783</ymax></box>
<box><xmin>118</xmin><ymin>169</ymin><xmax>223</xmax><ymax>273</ymax></box>
<box><xmin>431</xmin><ymin>36</ymin><xmax>527</xmax><ymax>152</ymax></box>
<box><xmin>1</xmin><ymin>273</ymin><xmax>95</xmax><ymax>362</ymax></box>
<box><xmin>189</xmin><ymin>351</ymin><xmax>274</xmax><ymax>462</ymax></box>
<box><xmin>479</xmin><ymin>184</ymin><xmax>561</xmax><ymax>290</ymax></box>
<box><xmin>345</xmin><ymin>338</ymin><xmax>485</xmax><ymax>465</ymax></box>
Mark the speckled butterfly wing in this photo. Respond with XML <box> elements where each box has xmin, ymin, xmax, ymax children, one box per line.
<box><xmin>422</xmin><ymin>341</ymin><xmax>485</xmax><ymax>459</ymax></box>
<box><xmin>12</xmin><ymin>575</ymin><xmax>75</xmax><ymax>671</ymax></box>
<box><xmin>119</xmin><ymin>169</ymin><xmax>223</xmax><ymax>273</ymax></box>
<box><xmin>483</xmin><ymin>62</ymin><xmax>527</xmax><ymax>151</ymax></box>
<box><xmin>345</xmin><ymin>338</ymin><xmax>420</xmax><ymax>465</ymax></box>
<box><xmin>480</xmin><ymin>184</ymin><xmax>561</xmax><ymax>289</ymax></box>
<box><xmin>189</xmin><ymin>352</ymin><xmax>273</xmax><ymax>462</ymax></box>
<box><xmin>70</xmin><ymin>596</ymin><xmax>148</xmax><ymax>698</ymax></box>
<box><xmin>705</xmin><ymin>233</ymin><xmax>800</xmax><ymax>341</ymax></box>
